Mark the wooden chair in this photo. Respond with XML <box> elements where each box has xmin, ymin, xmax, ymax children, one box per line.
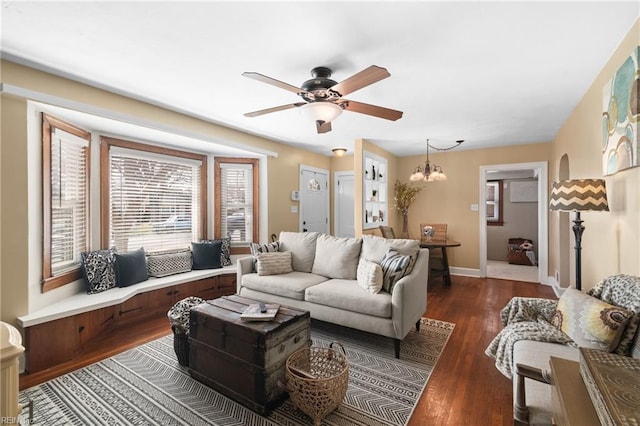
<box><xmin>379</xmin><ymin>225</ymin><xmax>396</xmax><ymax>239</ymax></box>
<box><xmin>420</xmin><ymin>223</ymin><xmax>448</xmax><ymax>284</ymax></box>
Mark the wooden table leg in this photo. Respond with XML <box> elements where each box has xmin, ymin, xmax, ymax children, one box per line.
<box><xmin>442</xmin><ymin>247</ymin><xmax>452</xmax><ymax>286</ymax></box>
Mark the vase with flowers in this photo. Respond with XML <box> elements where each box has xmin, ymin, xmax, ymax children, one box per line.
<box><xmin>393</xmin><ymin>180</ymin><xmax>422</xmax><ymax>238</ymax></box>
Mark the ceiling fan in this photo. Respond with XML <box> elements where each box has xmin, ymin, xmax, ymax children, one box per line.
<box><xmin>242</xmin><ymin>65</ymin><xmax>403</xmax><ymax>134</ymax></box>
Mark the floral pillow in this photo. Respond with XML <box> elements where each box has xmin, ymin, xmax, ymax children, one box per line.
<box><xmin>551</xmin><ymin>288</ymin><xmax>633</xmax><ymax>352</ymax></box>
<box><xmin>81</xmin><ymin>248</ymin><xmax>117</xmax><ymax>294</ymax></box>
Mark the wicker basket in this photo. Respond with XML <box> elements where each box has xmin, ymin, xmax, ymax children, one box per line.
<box><xmin>172</xmin><ymin>326</ymin><xmax>190</xmax><ymax>366</ymax></box>
<box><xmin>286</xmin><ymin>342</ymin><xmax>348</xmax><ymax>426</ymax></box>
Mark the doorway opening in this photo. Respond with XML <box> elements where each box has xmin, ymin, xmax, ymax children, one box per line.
<box><xmin>479</xmin><ymin>162</ymin><xmax>548</xmax><ymax>284</ymax></box>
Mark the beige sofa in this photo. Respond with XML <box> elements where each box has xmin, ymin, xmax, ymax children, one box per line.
<box><xmin>237</xmin><ymin>232</ymin><xmax>429</xmax><ymax>358</ymax></box>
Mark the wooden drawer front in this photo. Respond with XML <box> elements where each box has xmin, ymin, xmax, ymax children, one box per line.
<box><xmin>117</xmin><ymin>292</ymin><xmax>150</xmax><ymax>325</ymax></box>
<box><xmin>148</xmin><ymin>287</ymin><xmax>176</xmax><ymax>314</ymax></box>
<box><xmin>26</xmin><ymin>315</ymin><xmax>79</xmax><ymax>373</ymax></box>
<box><xmin>78</xmin><ymin>306</ymin><xmax>115</xmax><ymax>346</ymax></box>
<box><xmin>193</xmin><ymin>277</ymin><xmax>218</xmax><ymax>300</ymax></box>
<box><xmin>173</xmin><ymin>280</ymin><xmax>200</xmax><ymax>302</ymax></box>
<box><xmin>217</xmin><ymin>274</ymin><xmax>237</xmax><ymax>295</ymax></box>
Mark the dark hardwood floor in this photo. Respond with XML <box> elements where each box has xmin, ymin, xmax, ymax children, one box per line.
<box><xmin>410</xmin><ymin>275</ymin><xmax>556</xmax><ymax>426</ymax></box>
<box><xmin>20</xmin><ymin>275</ymin><xmax>556</xmax><ymax>425</ymax></box>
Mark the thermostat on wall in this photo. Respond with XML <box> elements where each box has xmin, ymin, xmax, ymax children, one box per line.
<box><xmin>291</xmin><ymin>190</ymin><xmax>299</xmax><ymax>201</ymax></box>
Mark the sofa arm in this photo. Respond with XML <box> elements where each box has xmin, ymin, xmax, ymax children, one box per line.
<box><xmin>390</xmin><ymin>248</ymin><xmax>429</xmax><ymax>339</ymax></box>
<box><xmin>514</xmin><ymin>363</ymin><xmax>552</xmax><ymax>425</ymax></box>
<box><xmin>236</xmin><ymin>256</ymin><xmax>254</xmax><ymax>293</ymax></box>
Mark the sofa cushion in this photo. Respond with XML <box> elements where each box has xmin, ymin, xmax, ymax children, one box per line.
<box><xmin>304</xmin><ymin>279</ymin><xmax>391</xmax><ymax>318</ymax></box>
<box><xmin>360</xmin><ymin>235</ymin><xmax>420</xmax><ymax>274</ymax></box>
<box><xmin>551</xmin><ymin>288</ymin><xmax>633</xmax><ymax>352</ymax></box>
<box><xmin>357</xmin><ymin>258</ymin><xmax>383</xmax><ymax>294</ymax></box>
<box><xmin>279</xmin><ymin>231</ymin><xmax>319</xmax><ymax>273</ymax></box>
<box><xmin>380</xmin><ymin>249</ymin><xmax>412</xmax><ymax>293</ymax></box>
<box><xmin>256</xmin><ymin>251</ymin><xmax>293</xmax><ymax>276</ymax></box>
<box><xmin>311</xmin><ymin>234</ymin><xmax>362</xmax><ymax>279</ymax></box>
<box><xmin>242</xmin><ymin>271</ymin><xmax>328</xmax><ymax>300</ymax></box>
<box><xmin>361</xmin><ymin>234</ymin><xmax>391</xmax><ymax>263</ymax></box>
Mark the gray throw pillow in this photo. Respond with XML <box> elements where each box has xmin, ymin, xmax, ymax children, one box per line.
<box><xmin>380</xmin><ymin>249</ymin><xmax>412</xmax><ymax>294</ymax></box>
<box><xmin>115</xmin><ymin>247</ymin><xmax>149</xmax><ymax>287</ymax></box>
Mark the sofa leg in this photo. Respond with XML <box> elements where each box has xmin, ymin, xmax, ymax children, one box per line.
<box><xmin>415</xmin><ymin>320</ymin><xmax>421</xmax><ymax>332</ymax></box>
<box><xmin>393</xmin><ymin>339</ymin><xmax>401</xmax><ymax>359</ymax></box>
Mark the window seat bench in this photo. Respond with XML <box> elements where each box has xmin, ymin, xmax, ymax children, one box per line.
<box><xmin>18</xmin><ymin>265</ymin><xmax>237</xmax><ymax>373</ymax></box>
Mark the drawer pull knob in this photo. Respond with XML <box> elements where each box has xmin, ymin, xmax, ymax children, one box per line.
<box><xmin>294</xmin><ymin>334</ymin><xmax>301</xmax><ymax>344</ymax></box>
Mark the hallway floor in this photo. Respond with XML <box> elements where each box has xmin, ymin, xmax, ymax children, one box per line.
<box><xmin>487</xmin><ymin>260</ymin><xmax>539</xmax><ymax>283</ymax></box>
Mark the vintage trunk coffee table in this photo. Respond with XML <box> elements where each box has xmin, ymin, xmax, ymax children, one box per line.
<box><xmin>188</xmin><ymin>294</ymin><xmax>311</xmax><ymax>414</ymax></box>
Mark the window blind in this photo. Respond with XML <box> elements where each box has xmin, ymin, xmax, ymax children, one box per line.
<box><xmin>109</xmin><ymin>149</ymin><xmax>202</xmax><ymax>253</ymax></box>
<box><xmin>220</xmin><ymin>163</ymin><xmax>253</xmax><ymax>244</ymax></box>
<box><xmin>50</xmin><ymin>128</ymin><xmax>89</xmax><ymax>275</ymax></box>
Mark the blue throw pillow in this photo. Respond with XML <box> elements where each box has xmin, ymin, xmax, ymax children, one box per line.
<box><xmin>115</xmin><ymin>247</ymin><xmax>149</xmax><ymax>287</ymax></box>
<box><xmin>192</xmin><ymin>241</ymin><xmax>223</xmax><ymax>270</ymax></box>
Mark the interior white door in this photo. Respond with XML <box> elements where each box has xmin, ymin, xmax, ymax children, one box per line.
<box><xmin>299</xmin><ymin>166</ymin><xmax>329</xmax><ymax>233</ymax></box>
<box><xmin>334</xmin><ymin>172</ymin><xmax>355</xmax><ymax>237</ymax></box>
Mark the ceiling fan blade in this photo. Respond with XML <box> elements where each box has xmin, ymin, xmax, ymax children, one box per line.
<box><xmin>316</xmin><ymin>120</ymin><xmax>332</xmax><ymax>134</ymax></box>
<box><xmin>341</xmin><ymin>99</ymin><xmax>403</xmax><ymax>121</ymax></box>
<box><xmin>244</xmin><ymin>102</ymin><xmax>306</xmax><ymax>117</ymax></box>
<box><xmin>330</xmin><ymin>65</ymin><xmax>391</xmax><ymax>96</ymax></box>
<box><xmin>242</xmin><ymin>72</ymin><xmax>305</xmax><ymax>95</ymax></box>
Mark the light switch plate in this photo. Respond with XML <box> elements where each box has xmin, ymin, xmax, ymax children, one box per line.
<box><xmin>471</xmin><ymin>204</ymin><xmax>479</xmax><ymax>211</ymax></box>
<box><xmin>291</xmin><ymin>205</ymin><xmax>298</xmax><ymax>213</ymax></box>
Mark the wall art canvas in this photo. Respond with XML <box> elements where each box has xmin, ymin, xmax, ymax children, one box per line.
<box><xmin>602</xmin><ymin>46</ymin><xmax>639</xmax><ymax>176</ymax></box>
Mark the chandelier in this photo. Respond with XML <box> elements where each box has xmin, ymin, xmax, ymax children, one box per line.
<box><xmin>409</xmin><ymin>139</ymin><xmax>464</xmax><ymax>182</ymax></box>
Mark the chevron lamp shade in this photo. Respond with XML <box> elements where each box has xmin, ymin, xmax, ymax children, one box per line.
<box><xmin>549</xmin><ymin>179</ymin><xmax>609</xmax><ymax>212</ymax></box>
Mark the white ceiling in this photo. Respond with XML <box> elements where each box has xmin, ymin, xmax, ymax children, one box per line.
<box><xmin>2</xmin><ymin>1</ymin><xmax>638</xmax><ymax>157</ymax></box>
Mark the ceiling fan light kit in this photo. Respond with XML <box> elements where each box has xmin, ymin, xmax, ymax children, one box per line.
<box><xmin>299</xmin><ymin>102</ymin><xmax>343</xmax><ymax>125</ymax></box>
<box><xmin>242</xmin><ymin>65</ymin><xmax>403</xmax><ymax>134</ymax></box>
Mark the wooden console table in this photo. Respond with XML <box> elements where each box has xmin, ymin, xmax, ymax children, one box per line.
<box><xmin>419</xmin><ymin>239</ymin><xmax>461</xmax><ymax>286</ymax></box>
<box><xmin>549</xmin><ymin>357</ymin><xmax>599</xmax><ymax>426</ymax></box>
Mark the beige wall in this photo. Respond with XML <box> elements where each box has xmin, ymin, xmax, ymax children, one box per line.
<box><xmin>549</xmin><ymin>19</ymin><xmax>640</xmax><ymax>290</ymax></box>
<box><xmin>0</xmin><ymin>60</ymin><xmax>329</xmax><ymax>325</ymax></box>
<box><xmin>397</xmin><ymin>143</ymin><xmax>551</xmax><ymax>269</ymax></box>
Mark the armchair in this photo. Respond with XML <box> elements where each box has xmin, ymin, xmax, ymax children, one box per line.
<box><xmin>486</xmin><ymin>274</ymin><xmax>640</xmax><ymax>425</ymax></box>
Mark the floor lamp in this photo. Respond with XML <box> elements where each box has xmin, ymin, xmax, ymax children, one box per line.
<box><xmin>549</xmin><ymin>179</ymin><xmax>608</xmax><ymax>291</ymax></box>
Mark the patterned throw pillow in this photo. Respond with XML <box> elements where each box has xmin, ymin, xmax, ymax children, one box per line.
<box><xmin>256</xmin><ymin>251</ymin><xmax>293</xmax><ymax>276</ymax></box>
<box><xmin>146</xmin><ymin>249</ymin><xmax>192</xmax><ymax>277</ymax></box>
<box><xmin>167</xmin><ymin>296</ymin><xmax>205</xmax><ymax>335</ymax></box>
<box><xmin>81</xmin><ymin>248</ymin><xmax>117</xmax><ymax>294</ymax></box>
<box><xmin>249</xmin><ymin>241</ymin><xmax>280</xmax><ymax>271</ymax></box>
<box><xmin>551</xmin><ymin>288</ymin><xmax>633</xmax><ymax>352</ymax></box>
<box><xmin>356</xmin><ymin>258</ymin><xmax>383</xmax><ymax>294</ymax></box>
<box><xmin>201</xmin><ymin>238</ymin><xmax>232</xmax><ymax>267</ymax></box>
<box><xmin>380</xmin><ymin>249</ymin><xmax>412</xmax><ymax>294</ymax></box>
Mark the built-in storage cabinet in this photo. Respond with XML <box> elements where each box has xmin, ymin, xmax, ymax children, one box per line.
<box><xmin>363</xmin><ymin>151</ymin><xmax>388</xmax><ymax>229</ymax></box>
<box><xmin>24</xmin><ymin>274</ymin><xmax>236</xmax><ymax>373</ymax></box>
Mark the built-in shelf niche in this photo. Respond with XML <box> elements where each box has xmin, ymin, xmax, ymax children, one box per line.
<box><xmin>363</xmin><ymin>151</ymin><xmax>387</xmax><ymax>229</ymax></box>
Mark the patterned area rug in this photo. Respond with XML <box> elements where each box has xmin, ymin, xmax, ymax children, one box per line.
<box><xmin>19</xmin><ymin>318</ymin><xmax>453</xmax><ymax>426</ymax></box>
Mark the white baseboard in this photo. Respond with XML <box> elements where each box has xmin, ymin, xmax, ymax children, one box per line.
<box><xmin>450</xmin><ymin>267</ymin><xmax>480</xmax><ymax>277</ymax></box>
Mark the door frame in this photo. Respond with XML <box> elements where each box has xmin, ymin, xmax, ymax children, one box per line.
<box><xmin>299</xmin><ymin>164</ymin><xmax>330</xmax><ymax>234</ymax></box>
<box><xmin>334</xmin><ymin>171</ymin><xmax>355</xmax><ymax>237</ymax></box>
<box><xmin>478</xmin><ymin>161</ymin><xmax>548</xmax><ymax>284</ymax></box>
